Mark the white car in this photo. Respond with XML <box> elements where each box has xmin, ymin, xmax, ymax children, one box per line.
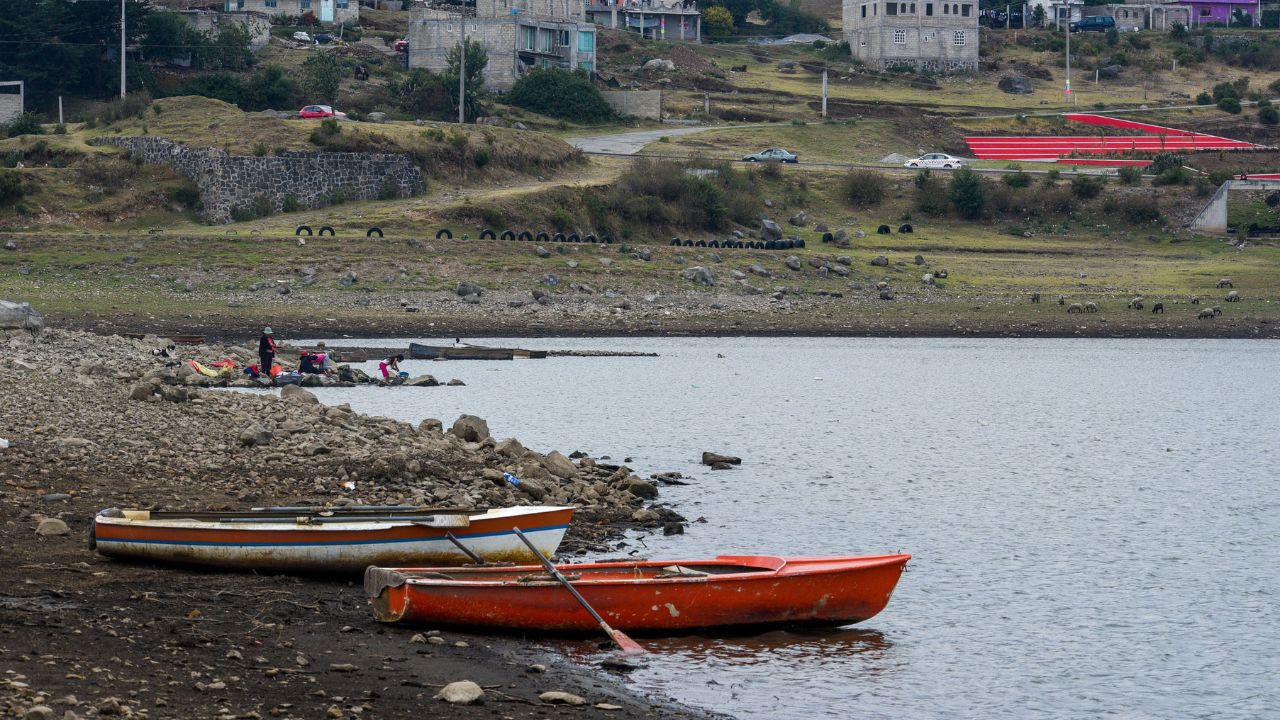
<box><xmin>905</xmin><ymin>153</ymin><xmax>967</xmax><ymax>169</ymax></box>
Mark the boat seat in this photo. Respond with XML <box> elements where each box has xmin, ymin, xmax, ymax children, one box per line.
<box><xmin>655</xmin><ymin>565</ymin><xmax>711</xmax><ymax>579</ymax></box>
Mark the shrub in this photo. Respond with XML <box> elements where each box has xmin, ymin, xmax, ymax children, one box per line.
<box><xmin>916</xmin><ymin>174</ymin><xmax>948</xmax><ymax>215</ymax></box>
<box><xmin>914</xmin><ymin>169</ymin><xmax>932</xmax><ymax>189</ymax></box>
<box><xmin>1070</xmin><ymin>175</ymin><xmax>1104</xmax><ymax>199</ymax></box>
<box><xmin>389</xmin><ymin>68</ymin><xmax>454</xmax><ymax>118</ymax></box>
<box><xmin>841</xmin><ymin>169</ymin><xmax>886</xmax><ymax>206</ymax></box>
<box><xmin>282</xmin><ymin>195</ymin><xmax>300</xmax><ymax>212</ymax></box>
<box><xmin>506</xmin><ymin>69</ymin><xmax>614</xmax><ymax>123</ymax></box>
<box><xmin>1002</xmin><ymin>171</ymin><xmax>1031</xmax><ymax>188</ymax></box>
<box><xmin>94</xmin><ymin>91</ymin><xmax>153</xmax><ymax>125</ymax></box>
<box><xmin>1117</xmin><ymin>165</ymin><xmax>1143</xmax><ymax>185</ymax></box>
<box><xmin>1045</xmin><ymin>169</ymin><xmax>1061</xmax><ymax>184</ymax></box>
<box><xmin>53</xmin><ymin>123</ymin><xmax>66</xmax><ymax>135</ymax></box>
<box><xmin>172</xmin><ymin>72</ymin><xmax>247</xmax><ymax>106</ymax></box>
<box><xmin>1105</xmin><ymin>27</ymin><xmax>1119</xmax><ymax>46</ymax></box>
<box><xmin>1195</xmin><ymin>91</ymin><xmax>1213</xmax><ymax>105</ymax></box>
<box><xmin>1260</xmin><ymin>105</ymin><xmax>1280</xmax><ymax>125</ymax></box>
<box><xmin>949</xmin><ymin>168</ymin><xmax>986</xmax><ymax>219</ymax></box>
<box><xmin>251</xmin><ymin>194</ymin><xmax>273</xmax><ymax>218</ymax></box>
<box><xmin>1218</xmin><ymin>96</ymin><xmax>1242</xmax><ymax>114</ymax></box>
<box><xmin>1150</xmin><ymin>153</ymin><xmax>1185</xmax><ymax>174</ymax></box>
<box><xmin>1103</xmin><ymin>195</ymin><xmax>1159</xmax><ymax>224</ymax></box>
<box><xmin>252</xmin><ymin>142</ymin><xmax>268</xmax><ymax>157</ymax></box>
<box><xmin>0</xmin><ymin>169</ymin><xmax>24</xmax><ymax>204</ymax></box>
<box><xmin>473</xmin><ymin>147</ymin><xmax>491</xmax><ymax>169</ymax></box>
<box><xmin>758</xmin><ymin>159</ymin><xmax>782</xmax><ymax>179</ymax></box>
<box><xmin>4</xmin><ymin>112</ymin><xmax>44</xmax><ymax>138</ymax></box>
<box><xmin>1170</xmin><ymin>22</ymin><xmax>1188</xmax><ymax>40</ymax></box>
<box><xmin>1212</xmin><ymin>81</ymin><xmax>1239</xmax><ymax>101</ymax></box>
<box><xmin>168</xmin><ymin>184</ymin><xmax>200</xmax><ymax>208</ymax></box>
<box><xmin>1153</xmin><ymin>167</ymin><xmax>1189</xmax><ymax>186</ymax></box>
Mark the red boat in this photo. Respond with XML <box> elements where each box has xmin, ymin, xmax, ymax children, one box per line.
<box><xmin>365</xmin><ymin>553</ymin><xmax>910</xmax><ymax>634</ymax></box>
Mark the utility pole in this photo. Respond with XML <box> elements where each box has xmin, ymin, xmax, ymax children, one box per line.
<box><xmin>1064</xmin><ymin>8</ymin><xmax>1071</xmax><ymax>106</ymax></box>
<box><xmin>821</xmin><ymin>69</ymin><xmax>828</xmax><ymax>118</ymax></box>
<box><xmin>120</xmin><ymin>0</ymin><xmax>127</xmax><ymax>98</ymax></box>
<box><xmin>458</xmin><ymin>13</ymin><xmax>466</xmax><ymax>124</ymax></box>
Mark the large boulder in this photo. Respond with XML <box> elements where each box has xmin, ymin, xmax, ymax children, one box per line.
<box><xmin>366</xmin><ymin>111</ymin><xmax>388</xmax><ymax>123</ymax></box>
<box><xmin>448</xmin><ymin>415</ymin><xmax>490</xmax><ymax>442</ymax></box>
<box><xmin>456</xmin><ymin>281</ymin><xmax>484</xmax><ymax>298</ymax></box>
<box><xmin>239</xmin><ymin>425</ymin><xmax>272</xmax><ymax>447</ymax></box>
<box><xmin>784</xmin><ymin>255</ymin><xmax>801</xmax><ymax>271</ymax></box>
<box><xmin>682</xmin><ymin>266</ymin><xmax>715</xmax><ymax>286</ymax></box>
<box><xmin>542</xmin><ymin>450</ymin><xmax>578</xmax><ymax>479</ymax></box>
<box><xmin>494</xmin><ymin>437</ymin><xmax>526</xmax><ymax>458</ymax></box>
<box><xmin>435</xmin><ymin>681</ymin><xmax>484</xmax><ymax>705</ymax></box>
<box><xmin>1098</xmin><ymin>64</ymin><xmax>1124</xmax><ymax>80</ymax></box>
<box><xmin>0</xmin><ymin>299</ymin><xmax>42</xmax><ymax>332</ymax></box>
<box><xmin>643</xmin><ymin>58</ymin><xmax>675</xmax><ymax>72</ymax></box>
<box><xmin>788</xmin><ymin>211</ymin><xmax>807</xmax><ymax>227</ymax></box>
<box><xmin>622</xmin><ymin>476</ymin><xmax>659</xmax><ymax>499</ymax></box>
<box><xmin>760</xmin><ymin>219</ymin><xmax>783</xmax><ymax>242</ymax></box>
<box><xmin>870</xmin><ymin>255</ymin><xmax>889</xmax><ymax>267</ymax></box>
<box><xmin>404</xmin><ymin>374</ymin><xmax>439</xmax><ymax>387</ymax></box>
<box><xmin>998</xmin><ymin>75</ymin><xmax>1034</xmax><ymax>94</ymax></box>
<box><xmin>35</xmin><ymin>518</ymin><xmax>70</xmax><ymax>536</ymax></box>
<box><xmin>280</xmin><ymin>384</ymin><xmax>319</xmax><ymax>403</ymax></box>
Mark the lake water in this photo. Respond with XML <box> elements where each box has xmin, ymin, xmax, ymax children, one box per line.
<box><xmin>298</xmin><ymin>336</ymin><xmax>1280</xmax><ymax>720</ymax></box>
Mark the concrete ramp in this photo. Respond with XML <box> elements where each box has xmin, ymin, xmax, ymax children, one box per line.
<box><xmin>1192</xmin><ymin>179</ymin><xmax>1280</xmax><ymax>234</ymax></box>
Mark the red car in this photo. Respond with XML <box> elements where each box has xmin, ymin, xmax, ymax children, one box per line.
<box><xmin>298</xmin><ymin>105</ymin><xmax>347</xmax><ymax>119</ymax></box>
<box><xmin>393</xmin><ymin>39</ymin><xmax>408</xmax><ymax>52</ymax></box>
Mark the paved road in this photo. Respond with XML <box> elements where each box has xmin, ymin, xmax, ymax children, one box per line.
<box><xmin>566</xmin><ymin>126</ymin><xmax>719</xmax><ymax>155</ymax></box>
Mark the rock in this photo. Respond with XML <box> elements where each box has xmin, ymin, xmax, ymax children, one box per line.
<box><xmin>622</xmin><ymin>477</ymin><xmax>658</xmax><ymax>499</ymax></box>
<box><xmin>280</xmin><ymin>384</ymin><xmax>318</xmax><ymax>403</ymax></box>
<box><xmin>543</xmin><ymin>450</ymin><xmax>578</xmax><ymax>478</ymax></box>
<box><xmin>449</xmin><ymin>414</ymin><xmax>490</xmax><ymax>442</ymax></box>
<box><xmin>922</xmin><ymin>273</ymin><xmax>936</xmax><ymax>286</ymax></box>
<box><xmin>25</xmin><ymin>706</ymin><xmax>55</xmax><ymax>720</ymax></box>
<box><xmin>748</xmin><ymin>263</ymin><xmax>771</xmax><ymax>278</ymax></box>
<box><xmin>702</xmin><ymin>451</ymin><xmax>741</xmax><ymax>465</ymax></box>
<box><xmin>789</xmin><ymin>211</ymin><xmax>807</xmax><ymax>227</ymax></box>
<box><xmin>128</xmin><ymin>383</ymin><xmax>155</xmax><ymax>401</ymax></box>
<box><xmin>532</xmin><ymin>288</ymin><xmax>550</xmax><ymax>305</ymax></box>
<box><xmin>1098</xmin><ymin>64</ymin><xmax>1123</xmax><ymax>80</ymax></box>
<box><xmin>436</xmin><ymin>681</ymin><xmax>484</xmax><ymax>704</ymax></box>
<box><xmin>632</xmin><ymin>508</ymin><xmax>660</xmax><ymax>523</ymax></box>
<box><xmin>880</xmin><ymin>288</ymin><xmax>895</xmax><ymax>300</ymax></box>
<box><xmin>338</xmin><ymin>270</ymin><xmax>358</xmax><ymax>286</ymax></box>
<box><xmin>637</xmin><ymin>248</ymin><xmax>652</xmax><ymax>261</ymax></box>
<box><xmin>514</xmin><ymin>121</ymin><xmax>528</xmax><ymax>130</ymax></box>
<box><xmin>663</xmin><ymin>521</ymin><xmax>684</xmax><ymax>535</ymax></box>
<box><xmin>760</xmin><ymin>219</ymin><xmax>783</xmax><ymax>242</ymax></box>
<box><xmin>446</xmin><ymin>378</ymin><xmax>464</xmax><ymax>386</ymax></box>
<box><xmin>3</xmin><ymin>240</ymin><xmax>16</xmax><ymax>251</ymax></box>
<box><xmin>404</xmin><ymin>374</ymin><xmax>439</xmax><ymax>387</ymax></box>
<box><xmin>777</xmin><ymin>60</ymin><xmax>797</xmax><ymax>73</ymax></box>
<box><xmin>528</xmin><ymin>663</ymin><xmax>546</xmax><ymax>673</ymax></box>
<box><xmin>784</xmin><ymin>255</ymin><xmax>801</xmax><ymax>271</ymax></box>
<box><xmin>122</xmin><ymin>255</ymin><xmax>138</xmax><ymax>264</ymax></box>
<box><xmin>998</xmin><ymin>74</ymin><xmax>1034</xmax><ymax>94</ymax></box>
<box><xmin>239</xmin><ymin>424</ymin><xmax>272</xmax><ymax>447</ymax></box>
<box><xmin>494</xmin><ymin>437</ymin><xmax>526</xmax><ymax>458</ymax></box>
<box><xmin>419</xmin><ymin>418</ymin><xmax>443</xmax><ymax>433</ymax></box>
<box><xmin>730</xmin><ymin>269</ymin><xmax>746</xmax><ymax>280</ymax></box>
<box><xmin>914</xmin><ymin>254</ymin><xmax>926</xmax><ymax>266</ymax></box>
<box><xmin>542</xmin><ymin>274</ymin><xmax>560</xmax><ymax>286</ymax></box>
<box><xmin>456</xmin><ymin>281</ymin><xmax>484</xmax><ymax>297</ymax></box>
<box><xmin>36</xmin><ymin>518</ymin><xmax>70</xmax><ymax>536</ymax></box>
<box><xmin>535</xmin><ymin>245</ymin><xmax>551</xmax><ymax>258</ymax></box>
<box><xmin>540</xmin><ymin>691</ymin><xmax>587</xmax><ymax>706</ymax></box>
<box><xmin>596</xmin><ymin>703</ymin><xmax>624</xmax><ymax>710</ymax></box>
<box><xmin>682</xmin><ymin>266</ymin><xmax>715</xmax><ymax>286</ymax></box>
<box><xmin>514</xmin><ymin>476</ymin><xmax>548</xmax><ymax>500</ymax></box>
<box><xmin>870</xmin><ymin>255</ymin><xmax>889</xmax><ymax>267</ymax></box>
<box><xmin>835</xmin><ymin>255</ymin><xmax>851</xmax><ymax>266</ymax></box>
<box><xmin>643</xmin><ymin>58</ymin><xmax>675</xmax><ymax>72</ymax></box>
<box><xmin>711</xmin><ymin>462</ymin><xmax>733</xmax><ymax>470</ymax></box>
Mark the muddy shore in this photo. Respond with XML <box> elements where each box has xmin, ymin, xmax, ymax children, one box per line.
<box><xmin>0</xmin><ymin>329</ymin><xmax>709</xmax><ymax>720</ymax></box>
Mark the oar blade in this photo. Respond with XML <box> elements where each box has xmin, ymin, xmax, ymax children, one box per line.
<box><xmin>609</xmin><ymin>628</ymin><xmax>646</xmax><ymax>655</ymax></box>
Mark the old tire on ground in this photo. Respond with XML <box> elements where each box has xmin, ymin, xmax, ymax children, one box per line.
<box><xmin>683</xmin><ymin>239</ymin><xmax>695</xmax><ymax>247</ymax></box>
<box><xmin>536</xmin><ymin>232</ymin><xmax>550</xmax><ymax>243</ymax></box>
<box><xmin>366</xmin><ymin>227</ymin><xmax>383</xmax><ymax>238</ymax></box>
<box><xmin>553</xmin><ymin>232</ymin><xmax>566</xmax><ymax>242</ymax></box>
<box><xmin>695</xmin><ymin>240</ymin><xmax>707</xmax><ymax>247</ymax></box>
<box><xmin>899</xmin><ymin>223</ymin><xmax>913</xmax><ymax>234</ymax></box>
<box><xmin>567</xmin><ymin>233</ymin><xmax>581</xmax><ymax>243</ymax></box>
<box><xmin>793</xmin><ymin>238</ymin><xmax>806</xmax><ymax>249</ymax></box>
<box><xmin>822</xmin><ymin>232</ymin><xmax>833</xmax><ymax>243</ymax></box>
<box><xmin>500</xmin><ymin>229</ymin><xmax>516</xmax><ymax>241</ymax></box>
<box><xmin>436</xmin><ymin>229</ymin><xmax>453</xmax><ymax>240</ymax></box>
<box><xmin>295</xmin><ymin>226</ymin><xmax>313</xmax><ymax>236</ymax></box>
<box><xmin>585</xmin><ymin>234</ymin><xmax>598</xmax><ymax>243</ymax></box>
<box><xmin>518</xmin><ymin>230</ymin><xmax>533</xmax><ymax>242</ymax></box>
<box><xmin>877</xmin><ymin>224</ymin><xmax>891</xmax><ymax>235</ymax></box>
<box><xmin>709</xmin><ymin>240</ymin><xmax>720</xmax><ymax>248</ymax></box>
<box><xmin>479</xmin><ymin>229</ymin><xmax>496</xmax><ymax>240</ymax></box>
<box><xmin>670</xmin><ymin>238</ymin><xmax>682</xmax><ymax>246</ymax></box>
<box><xmin>319</xmin><ymin>226</ymin><xmax>335</xmax><ymax>236</ymax></box>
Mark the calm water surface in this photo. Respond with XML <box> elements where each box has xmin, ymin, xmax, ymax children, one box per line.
<box><xmin>298</xmin><ymin>337</ymin><xmax>1280</xmax><ymax>720</ymax></box>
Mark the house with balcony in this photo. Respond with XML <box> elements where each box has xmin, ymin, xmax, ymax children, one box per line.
<box><xmin>584</xmin><ymin>0</ymin><xmax>701</xmax><ymax>42</ymax></box>
<box><xmin>407</xmin><ymin>0</ymin><xmax>597</xmax><ymax>90</ymax></box>
<box><xmin>225</xmin><ymin>0</ymin><xmax>359</xmax><ymax>24</ymax></box>
<box><xmin>842</xmin><ymin>0</ymin><xmax>979</xmax><ymax>72</ymax></box>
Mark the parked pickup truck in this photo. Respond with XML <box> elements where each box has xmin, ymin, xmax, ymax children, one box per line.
<box><xmin>1070</xmin><ymin>15</ymin><xmax>1115</xmax><ymax>32</ymax></box>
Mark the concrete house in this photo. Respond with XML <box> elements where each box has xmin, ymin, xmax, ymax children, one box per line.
<box><xmin>842</xmin><ymin>0</ymin><xmax>979</xmax><ymax>72</ymax></box>
<box><xmin>1083</xmin><ymin>2</ymin><xmax>1190</xmax><ymax>30</ymax></box>
<box><xmin>407</xmin><ymin>0</ymin><xmax>597</xmax><ymax>90</ymax></box>
<box><xmin>1181</xmin><ymin>0</ymin><xmax>1257</xmax><ymax>25</ymax></box>
<box><xmin>224</xmin><ymin>0</ymin><xmax>359</xmax><ymax>24</ymax></box>
<box><xmin>584</xmin><ymin>0</ymin><xmax>702</xmax><ymax>42</ymax></box>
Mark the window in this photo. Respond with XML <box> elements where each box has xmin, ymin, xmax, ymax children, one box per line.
<box><xmin>520</xmin><ymin>25</ymin><xmax>535</xmax><ymax>49</ymax></box>
<box><xmin>961</xmin><ymin>3</ymin><xmax>969</xmax><ymax>16</ymax></box>
<box><xmin>942</xmin><ymin>3</ymin><xmax>947</xmax><ymax>13</ymax></box>
<box><xmin>264</xmin><ymin>0</ymin><xmax>276</xmax><ymax>7</ymax></box>
<box><xmin>886</xmin><ymin>2</ymin><xmax>896</xmax><ymax>15</ymax></box>
<box><xmin>953</xmin><ymin>30</ymin><xmax>965</xmax><ymax>45</ymax></box>
<box><xmin>894</xmin><ymin>29</ymin><xmax>906</xmax><ymax>43</ymax></box>
<box><xmin>1199</xmin><ymin>7</ymin><xmax>1210</xmax><ymax>15</ymax></box>
<box><xmin>336</xmin><ymin>0</ymin><xmax>348</xmax><ymax>8</ymax></box>
<box><xmin>579</xmin><ymin>60</ymin><xmax>594</xmax><ymax>72</ymax></box>
<box><xmin>299</xmin><ymin>0</ymin><xmax>310</xmax><ymax>8</ymax></box>
<box><xmin>861</xmin><ymin>4</ymin><xmax>866</xmax><ymax>17</ymax></box>
<box><xmin>559</xmin><ymin>30</ymin><xmax>570</xmax><ymax>47</ymax></box>
<box><xmin>539</xmin><ymin>28</ymin><xmax>554</xmax><ymax>52</ymax></box>
<box><xmin>925</xmin><ymin>2</ymin><xmax>932</xmax><ymax>14</ymax></box>
<box><xmin>577</xmin><ymin>30</ymin><xmax>594</xmax><ymax>53</ymax></box>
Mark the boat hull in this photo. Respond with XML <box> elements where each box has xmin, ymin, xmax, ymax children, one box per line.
<box><xmin>409</xmin><ymin>343</ymin><xmax>514</xmax><ymax>360</ymax></box>
<box><xmin>93</xmin><ymin>505</ymin><xmax>574</xmax><ymax>573</ymax></box>
<box><xmin>368</xmin><ymin>554</ymin><xmax>910</xmax><ymax>634</ymax></box>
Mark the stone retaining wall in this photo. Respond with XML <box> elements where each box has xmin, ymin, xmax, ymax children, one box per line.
<box><xmin>601</xmin><ymin>90</ymin><xmax>661</xmax><ymax>120</ymax></box>
<box><xmin>90</xmin><ymin>136</ymin><xmax>425</xmax><ymax>224</ymax></box>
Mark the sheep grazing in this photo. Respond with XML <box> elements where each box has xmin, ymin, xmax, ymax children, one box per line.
<box><xmin>1215</xmin><ymin>278</ymin><xmax>1233</xmax><ymax>288</ymax></box>
<box><xmin>1031</xmin><ymin>292</ymin><xmax>1041</xmax><ymax>303</ymax></box>
<box><xmin>1152</xmin><ymin>302</ymin><xmax>1164</xmax><ymax>314</ymax></box>
<box><xmin>1085</xmin><ymin>301</ymin><xmax>1099</xmax><ymax>313</ymax></box>
<box><xmin>1197</xmin><ymin>308</ymin><xmax>1218</xmax><ymax>320</ymax></box>
<box><xmin>1058</xmin><ymin>295</ymin><xmax>1066</xmax><ymax>305</ymax></box>
<box><xmin>1190</xmin><ymin>296</ymin><xmax>1201</xmax><ymax>305</ymax></box>
<box><xmin>1128</xmin><ymin>296</ymin><xmax>1145</xmax><ymax>310</ymax></box>
<box><xmin>1067</xmin><ymin>303</ymin><xmax>1084</xmax><ymax>314</ymax></box>
<box><xmin>1226</xmin><ymin>290</ymin><xmax>1241</xmax><ymax>302</ymax></box>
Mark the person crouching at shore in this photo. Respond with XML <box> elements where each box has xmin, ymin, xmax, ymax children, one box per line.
<box><xmin>379</xmin><ymin>354</ymin><xmax>403</xmax><ymax>380</ymax></box>
<box><xmin>259</xmin><ymin>327</ymin><xmax>277</xmax><ymax>384</ymax></box>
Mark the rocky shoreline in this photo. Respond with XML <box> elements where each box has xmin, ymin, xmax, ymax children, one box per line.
<box><xmin>0</xmin><ymin>328</ymin><xmax>706</xmax><ymax>720</ymax></box>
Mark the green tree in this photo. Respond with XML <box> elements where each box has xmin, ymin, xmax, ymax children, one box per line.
<box><xmin>245</xmin><ymin>65</ymin><xmax>298</xmax><ymax>111</ymax></box>
<box><xmin>949</xmin><ymin>168</ymin><xmax>986</xmax><ymax>219</ymax></box>
<box><xmin>389</xmin><ymin>68</ymin><xmax>454</xmax><ymax>118</ymax></box>
<box><xmin>1260</xmin><ymin>104</ymin><xmax>1280</xmax><ymax>125</ymax></box>
<box><xmin>302</xmin><ymin>52</ymin><xmax>343</xmax><ymax>108</ymax></box>
<box><xmin>705</xmin><ymin>6</ymin><xmax>735</xmax><ymax>36</ymax></box>
<box><xmin>443</xmin><ymin>38</ymin><xmax>488</xmax><ymax>120</ymax></box>
<box><xmin>506</xmin><ymin>69</ymin><xmax>614</xmax><ymax>123</ymax></box>
<box><xmin>142</xmin><ymin>11</ymin><xmax>209</xmax><ymax>65</ymax></box>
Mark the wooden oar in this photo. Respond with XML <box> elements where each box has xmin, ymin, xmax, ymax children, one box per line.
<box><xmin>511</xmin><ymin>526</ymin><xmax>645</xmax><ymax>655</ymax></box>
<box><xmin>444</xmin><ymin>532</ymin><xmax>485</xmax><ymax>564</ymax></box>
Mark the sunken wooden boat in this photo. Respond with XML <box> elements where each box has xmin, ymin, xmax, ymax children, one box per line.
<box><xmin>408</xmin><ymin>342</ymin><xmax>547</xmax><ymax>361</ymax></box>
<box><xmin>91</xmin><ymin>505</ymin><xmax>574</xmax><ymax>573</ymax></box>
<box><xmin>366</xmin><ymin>553</ymin><xmax>911</xmax><ymax>634</ymax></box>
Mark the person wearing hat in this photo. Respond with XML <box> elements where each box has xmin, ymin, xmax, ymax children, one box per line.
<box><xmin>259</xmin><ymin>327</ymin><xmax>277</xmax><ymax>383</ymax></box>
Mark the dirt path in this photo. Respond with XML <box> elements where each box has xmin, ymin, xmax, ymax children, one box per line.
<box><xmin>567</xmin><ymin>126</ymin><xmax>721</xmax><ymax>155</ymax></box>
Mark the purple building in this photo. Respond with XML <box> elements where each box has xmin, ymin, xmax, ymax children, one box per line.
<box><xmin>1182</xmin><ymin>0</ymin><xmax>1258</xmax><ymax>25</ymax></box>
